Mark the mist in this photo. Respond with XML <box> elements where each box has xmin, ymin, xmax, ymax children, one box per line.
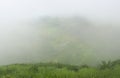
<box><xmin>0</xmin><ymin>0</ymin><xmax>120</xmax><ymax>65</ymax></box>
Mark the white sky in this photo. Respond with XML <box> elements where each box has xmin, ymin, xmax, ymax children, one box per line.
<box><xmin>0</xmin><ymin>0</ymin><xmax>120</xmax><ymax>23</ymax></box>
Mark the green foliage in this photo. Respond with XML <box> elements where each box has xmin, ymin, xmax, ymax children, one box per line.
<box><xmin>0</xmin><ymin>60</ymin><xmax>120</xmax><ymax>78</ymax></box>
<box><xmin>100</xmin><ymin>61</ymin><xmax>113</xmax><ymax>69</ymax></box>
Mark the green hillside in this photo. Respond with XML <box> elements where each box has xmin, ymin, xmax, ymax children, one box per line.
<box><xmin>33</xmin><ymin>17</ymin><xmax>97</xmax><ymax>65</ymax></box>
<box><xmin>0</xmin><ymin>59</ymin><xmax>120</xmax><ymax>78</ymax></box>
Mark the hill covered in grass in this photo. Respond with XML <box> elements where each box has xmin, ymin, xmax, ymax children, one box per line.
<box><xmin>1</xmin><ymin>16</ymin><xmax>120</xmax><ymax>66</ymax></box>
<box><xmin>31</xmin><ymin>16</ymin><xmax>120</xmax><ymax>65</ymax></box>
<box><xmin>31</xmin><ymin>16</ymin><xmax>98</xmax><ymax>65</ymax></box>
<box><xmin>1</xmin><ymin>59</ymin><xmax>120</xmax><ymax>78</ymax></box>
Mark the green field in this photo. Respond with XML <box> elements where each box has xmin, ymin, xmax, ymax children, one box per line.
<box><xmin>0</xmin><ymin>59</ymin><xmax>120</xmax><ymax>78</ymax></box>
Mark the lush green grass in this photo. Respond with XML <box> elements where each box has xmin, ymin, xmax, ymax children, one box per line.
<box><xmin>0</xmin><ymin>60</ymin><xmax>120</xmax><ymax>78</ymax></box>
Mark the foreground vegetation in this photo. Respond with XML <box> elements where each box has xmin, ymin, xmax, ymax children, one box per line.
<box><xmin>0</xmin><ymin>60</ymin><xmax>120</xmax><ymax>78</ymax></box>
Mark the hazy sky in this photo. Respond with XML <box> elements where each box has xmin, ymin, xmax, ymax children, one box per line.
<box><xmin>0</xmin><ymin>0</ymin><xmax>120</xmax><ymax>23</ymax></box>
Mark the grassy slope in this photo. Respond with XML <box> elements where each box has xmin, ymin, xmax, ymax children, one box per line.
<box><xmin>0</xmin><ymin>60</ymin><xmax>120</xmax><ymax>78</ymax></box>
<box><xmin>37</xmin><ymin>20</ymin><xmax>96</xmax><ymax>65</ymax></box>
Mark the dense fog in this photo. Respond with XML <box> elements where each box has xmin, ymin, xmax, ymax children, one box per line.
<box><xmin>0</xmin><ymin>0</ymin><xmax>120</xmax><ymax>65</ymax></box>
<box><xmin>0</xmin><ymin>17</ymin><xmax>119</xmax><ymax>65</ymax></box>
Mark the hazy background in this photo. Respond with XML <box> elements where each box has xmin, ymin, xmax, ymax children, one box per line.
<box><xmin>0</xmin><ymin>0</ymin><xmax>120</xmax><ymax>23</ymax></box>
<box><xmin>0</xmin><ymin>0</ymin><xmax>120</xmax><ymax>65</ymax></box>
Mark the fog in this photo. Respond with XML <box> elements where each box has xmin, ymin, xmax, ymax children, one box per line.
<box><xmin>0</xmin><ymin>0</ymin><xmax>120</xmax><ymax>65</ymax></box>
